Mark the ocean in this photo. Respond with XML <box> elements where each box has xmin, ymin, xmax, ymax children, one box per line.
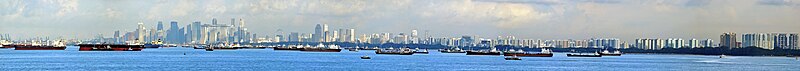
<box><xmin>1</xmin><ymin>46</ymin><xmax>798</xmax><ymax>71</ymax></box>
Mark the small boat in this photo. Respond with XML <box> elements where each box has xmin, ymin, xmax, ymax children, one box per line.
<box><xmin>349</xmin><ymin>48</ymin><xmax>359</xmax><ymax>52</ymax></box>
<box><xmin>413</xmin><ymin>48</ymin><xmax>429</xmax><ymax>54</ymax></box>
<box><xmin>300</xmin><ymin>44</ymin><xmax>342</xmax><ymax>52</ymax></box>
<box><xmin>361</xmin><ymin>56</ymin><xmax>371</xmax><ymax>59</ymax></box>
<box><xmin>504</xmin><ymin>56</ymin><xmax>521</xmax><ymax>60</ymax></box>
<box><xmin>719</xmin><ymin>55</ymin><xmax>726</xmax><ymax>58</ymax></box>
<box><xmin>598</xmin><ymin>50</ymin><xmax>623</xmax><ymax>56</ymax></box>
<box><xmin>567</xmin><ymin>53</ymin><xmax>602</xmax><ymax>57</ymax></box>
<box><xmin>440</xmin><ymin>47</ymin><xmax>466</xmax><ymax>53</ymax></box>
<box><xmin>205</xmin><ymin>46</ymin><xmax>214</xmax><ymax>51</ymax></box>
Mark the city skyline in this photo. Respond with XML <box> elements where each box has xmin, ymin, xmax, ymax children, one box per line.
<box><xmin>2</xmin><ymin>0</ymin><xmax>800</xmax><ymax>41</ymax></box>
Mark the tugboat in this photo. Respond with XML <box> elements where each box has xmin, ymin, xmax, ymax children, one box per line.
<box><xmin>598</xmin><ymin>50</ymin><xmax>623</xmax><ymax>56</ymax></box>
<box><xmin>567</xmin><ymin>52</ymin><xmax>602</xmax><ymax>57</ymax></box>
<box><xmin>375</xmin><ymin>47</ymin><xmax>414</xmax><ymax>55</ymax></box>
<box><xmin>440</xmin><ymin>47</ymin><xmax>466</xmax><ymax>53</ymax></box>
<box><xmin>300</xmin><ymin>44</ymin><xmax>342</xmax><ymax>52</ymax></box>
<box><xmin>205</xmin><ymin>46</ymin><xmax>214</xmax><ymax>51</ymax></box>
<box><xmin>466</xmin><ymin>47</ymin><xmax>502</xmax><ymax>55</ymax></box>
<box><xmin>349</xmin><ymin>46</ymin><xmax>360</xmax><ymax>52</ymax></box>
<box><xmin>503</xmin><ymin>49</ymin><xmax>553</xmax><ymax>57</ymax></box>
<box><xmin>504</xmin><ymin>55</ymin><xmax>522</xmax><ymax>60</ymax></box>
<box><xmin>413</xmin><ymin>48</ymin><xmax>429</xmax><ymax>54</ymax></box>
<box><xmin>361</xmin><ymin>55</ymin><xmax>371</xmax><ymax>59</ymax></box>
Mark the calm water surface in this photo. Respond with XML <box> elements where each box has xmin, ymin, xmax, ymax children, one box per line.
<box><xmin>1</xmin><ymin>46</ymin><xmax>799</xmax><ymax>71</ymax></box>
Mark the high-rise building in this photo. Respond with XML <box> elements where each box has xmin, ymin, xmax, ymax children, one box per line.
<box><xmin>589</xmin><ymin>38</ymin><xmax>619</xmax><ymax>49</ymax></box>
<box><xmin>720</xmin><ymin>32</ymin><xmax>738</xmax><ymax>48</ymax></box>
<box><xmin>773</xmin><ymin>33</ymin><xmax>799</xmax><ymax>49</ymax></box>
<box><xmin>701</xmin><ymin>39</ymin><xmax>714</xmax><ymax>47</ymax></box>
<box><xmin>688</xmin><ymin>39</ymin><xmax>700</xmax><ymax>48</ymax></box>
<box><xmin>347</xmin><ymin>29</ymin><xmax>355</xmax><ymax>42</ymax></box>
<box><xmin>313</xmin><ymin>24</ymin><xmax>323</xmax><ymax>42</ymax></box>
<box><xmin>743</xmin><ymin>33</ymin><xmax>774</xmax><ymax>49</ymax></box>
<box><xmin>157</xmin><ymin>21</ymin><xmax>163</xmax><ymax>31</ymax></box>
<box><xmin>167</xmin><ymin>21</ymin><xmax>180</xmax><ymax>44</ymax></box>
<box><xmin>636</xmin><ymin>38</ymin><xmax>664</xmax><ymax>50</ymax></box>
<box><xmin>665</xmin><ymin>38</ymin><xmax>684</xmax><ymax>48</ymax></box>
<box><xmin>136</xmin><ymin>22</ymin><xmax>145</xmax><ymax>43</ymax></box>
<box><xmin>323</xmin><ymin>24</ymin><xmax>329</xmax><ymax>42</ymax></box>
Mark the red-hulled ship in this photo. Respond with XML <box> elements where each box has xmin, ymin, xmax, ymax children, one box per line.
<box><xmin>77</xmin><ymin>44</ymin><xmax>144</xmax><ymax>51</ymax></box>
<box><xmin>503</xmin><ymin>49</ymin><xmax>553</xmax><ymax>57</ymax></box>
<box><xmin>300</xmin><ymin>44</ymin><xmax>342</xmax><ymax>52</ymax></box>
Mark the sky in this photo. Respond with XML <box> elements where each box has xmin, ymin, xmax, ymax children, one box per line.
<box><xmin>1</xmin><ymin>0</ymin><xmax>799</xmax><ymax>41</ymax></box>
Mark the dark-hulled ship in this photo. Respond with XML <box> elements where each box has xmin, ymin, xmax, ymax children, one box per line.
<box><xmin>273</xmin><ymin>45</ymin><xmax>304</xmax><ymax>50</ymax></box>
<box><xmin>466</xmin><ymin>47</ymin><xmax>501</xmax><ymax>55</ymax></box>
<box><xmin>567</xmin><ymin>53</ymin><xmax>602</xmax><ymax>57</ymax></box>
<box><xmin>77</xmin><ymin>44</ymin><xmax>144</xmax><ymax>51</ymax></box>
<box><xmin>300</xmin><ymin>44</ymin><xmax>342</xmax><ymax>52</ymax></box>
<box><xmin>503</xmin><ymin>49</ymin><xmax>553</xmax><ymax>57</ymax></box>
<box><xmin>14</xmin><ymin>45</ymin><xmax>67</xmax><ymax>50</ymax></box>
<box><xmin>375</xmin><ymin>47</ymin><xmax>414</xmax><ymax>55</ymax></box>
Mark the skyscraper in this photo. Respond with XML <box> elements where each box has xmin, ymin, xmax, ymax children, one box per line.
<box><xmin>742</xmin><ymin>33</ymin><xmax>774</xmax><ymax>49</ymax></box>
<box><xmin>347</xmin><ymin>29</ymin><xmax>355</xmax><ymax>42</ymax></box>
<box><xmin>720</xmin><ymin>32</ymin><xmax>738</xmax><ymax>48</ymax></box>
<box><xmin>313</xmin><ymin>24</ymin><xmax>323</xmax><ymax>42</ymax></box>
<box><xmin>157</xmin><ymin>21</ymin><xmax>163</xmax><ymax>31</ymax></box>
<box><xmin>136</xmin><ymin>22</ymin><xmax>145</xmax><ymax>43</ymax></box>
<box><xmin>167</xmin><ymin>21</ymin><xmax>180</xmax><ymax>44</ymax></box>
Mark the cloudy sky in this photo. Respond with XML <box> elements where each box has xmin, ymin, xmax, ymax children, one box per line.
<box><xmin>1</xmin><ymin>0</ymin><xmax>799</xmax><ymax>41</ymax></box>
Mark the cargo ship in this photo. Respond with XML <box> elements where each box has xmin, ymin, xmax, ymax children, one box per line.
<box><xmin>598</xmin><ymin>50</ymin><xmax>623</xmax><ymax>56</ymax></box>
<box><xmin>466</xmin><ymin>47</ymin><xmax>502</xmax><ymax>55</ymax></box>
<box><xmin>300</xmin><ymin>44</ymin><xmax>342</xmax><ymax>52</ymax></box>
<box><xmin>375</xmin><ymin>47</ymin><xmax>414</xmax><ymax>55</ymax></box>
<box><xmin>273</xmin><ymin>45</ymin><xmax>304</xmax><ymax>50</ymax></box>
<box><xmin>143</xmin><ymin>39</ymin><xmax>163</xmax><ymax>48</ymax></box>
<box><xmin>567</xmin><ymin>53</ymin><xmax>602</xmax><ymax>57</ymax></box>
<box><xmin>14</xmin><ymin>41</ymin><xmax>68</xmax><ymax>50</ymax></box>
<box><xmin>439</xmin><ymin>47</ymin><xmax>466</xmax><ymax>53</ymax></box>
<box><xmin>77</xmin><ymin>44</ymin><xmax>144</xmax><ymax>51</ymax></box>
<box><xmin>503</xmin><ymin>49</ymin><xmax>553</xmax><ymax>57</ymax></box>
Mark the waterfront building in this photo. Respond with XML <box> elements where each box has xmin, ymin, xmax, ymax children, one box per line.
<box><xmin>688</xmin><ymin>39</ymin><xmax>700</xmax><ymax>48</ymax></box>
<box><xmin>589</xmin><ymin>38</ymin><xmax>619</xmax><ymax>49</ymax></box>
<box><xmin>743</xmin><ymin>33</ymin><xmax>775</xmax><ymax>50</ymax></box>
<box><xmin>636</xmin><ymin>38</ymin><xmax>664</xmax><ymax>50</ymax></box>
<box><xmin>313</xmin><ymin>24</ymin><xmax>323</xmax><ymax>42</ymax></box>
<box><xmin>665</xmin><ymin>38</ymin><xmax>684</xmax><ymax>48</ymax></box>
<box><xmin>774</xmin><ymin>33</ymin><xmax>799</xmax><ymax>49</ymax></box>
<box><xmin>720</xmin><ymin>32</ymin><xmax>738</xmax><ymax>48</ymax></box>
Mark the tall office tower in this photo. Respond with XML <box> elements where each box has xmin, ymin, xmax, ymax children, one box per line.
<box><xmin>136</xmin><ymin>22</ymin><xmax>145</xmax><ymax>43</ymax></box>
<box><xmin>347</xmin><ymin>29</ymin><xmax>355</xmax><ymax>42</ymax></box>
<box><xmin>720</xmin><ymin>32</ymin><xmax>738</xmax><ymax>49</ymax></box>
<box><xmin>186</xmin><ymin>24</ymin><xmax>193</xmax><ymax>43</ymax></box>
<box><xmin>332</xmin><ymin>30</ymin><xmax>339</xmax><ymax>42</ymax></box>
<box><xmin>157</xmin><ymin>21</ymin><xmax>163</xmax><ymax>31</ymax></box>
<box><xmin>323</xmin><ymin>24</ymin><xmax>329</xmax><ymax>42</ymax></box>
<box><xmin>314</xmin><ymin>24</ymin><xmax>323</xmax><ymax>42</ymax></box>
<box><xmin>688</xmin><ymin>39</ymin><xmax>700</xmax><ymax>48</ymax></box>
<box><xmin>114</xmin><ymin>31</ymin><xmax>120</xmax><ymax>43</ymax></box>
<box><xmin>337</xmin><ymin>29</ymin><xmax>345</xmax><ymax>42</ymax></box>
<box><xmin>167</xmin><ymin>21</ymin><xmax>179</xmax><ymax>44</ymax></box>
<box><xmin>289</xmin><ymin>32</ymin><xmax>300</xmax><ymax>42</ymax></box>
<box><xmin>231</xmin><ymin>18</ymin><xmax>236</xmax><ymax>28</ymax></box>
<box><xmin>191</xmin><ymin>21</ymin><xmax>202</xmax><ymax>43</ymax></box>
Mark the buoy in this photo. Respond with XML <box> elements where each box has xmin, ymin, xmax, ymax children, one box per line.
<box><xmin>183</xmin><ymin>53</ymin><xmax>186</xmax><ymax>55</ymax></box>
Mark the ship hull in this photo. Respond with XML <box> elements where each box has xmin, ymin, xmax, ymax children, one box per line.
<box><xmin>300</xmin><ymin>48</ymin><xmax>342</xmax><ymax>52</ymax></box>
<box><xmin>504</xmin><ymin>53</ymin><xmax>553</xmax><ymax>57</ymax></box>
<box><xmin>466</xmin><ymin>51</ymin><xmax>501</xmax><ymax>55</ymax></box>
<box><xmin>375</xmin><ymin>52</ymin><xmax>414</xmax><ymax>55</ymax></box>
<box><xmin>273</xmin><ymin>47</ymin><xmax>302</xmax><ymax>50</ymax></box>
<box><xmin>567</xmin><ymin>54</ymin><xmax>602</xmax><ymax>57</ymax></box>
<box><xmin>14</xmin><ymin>46</ymin><xmax>66</xmax><ymax>50</ymax></box>
<box><xmin>600</xmin><ymin>53</ymin><xmax>622</xmax><ymax>56</ymax></box>
<box><xmin>77</xmin><ymin>44</ymin><xmax>144</xmax><ymax>51</ymax></box>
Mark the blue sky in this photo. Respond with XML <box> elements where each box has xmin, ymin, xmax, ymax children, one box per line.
<box><xmin>1</xmin><ymin>0</ymin><xmax>799</xmax><ymax>41</ymax></box>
